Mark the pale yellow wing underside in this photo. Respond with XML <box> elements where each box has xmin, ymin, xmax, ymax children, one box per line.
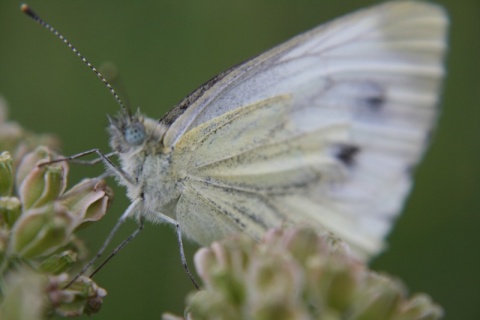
<box><xmin>164</xmin><ymin>1</ymin><xmax>448</xmax><ymax>260</ymax></box>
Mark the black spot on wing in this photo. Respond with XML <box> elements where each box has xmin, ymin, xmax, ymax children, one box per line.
<box><xmin>359</xmin><ymin>82</ymin><xmax>386</xmax><ymax>112</ymax></box>
<box><xmin>335</xmin><ymin>144</ymin><xmax>360</xmax><ymax>167</ymax></box>
<box><xmin>364</xmin><ymin>93</ymin><xmax>385</xmax><ymax>110</ymax></box>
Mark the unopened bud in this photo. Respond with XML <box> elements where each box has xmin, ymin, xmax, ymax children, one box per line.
<box><xmin>48</xmin><ymin>274</ymin><xmax>107</xmax><ymax>317</ymax></box>
<box><xmin>60</xmin><ymin>178</ymin><xmax>113</xmax><ymax>229</ymax></box>
<box><xmin>16</xmin><ymin>147</ymin><xmax>68</xmax><ymax>210</ymax></box>
<box><xmin>9</xmin><ymin>203</ymin><xmax>74</xmax><ymax>259</ymax></box>
<box><xmin>0</xmin><ymin>196</ymin><xmax>21</xmax><ymax>228</ymax></box>
<box><xmin>39</xmin><ymin>250</ymin><xmax>77</xmax><ymax>275</ymax></box>
<box><xmin>395</xmin><ymin>294</ymin><xmax>444</xmax><ymax>320</ymax></box>
<box><xmin>351</xmin><ymin>274</ymin><xmax>404</xmax><ymax>320</ymax></box>
<box><xmin>0</xmin><ymin>152</ymin><xmax>14</xmax><ymax>196</ymax></box>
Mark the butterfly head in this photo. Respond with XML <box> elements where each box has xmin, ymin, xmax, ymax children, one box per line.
<box><xmin>107</xmin><ymin>109</ymin><xmax>167</xmax><ymax>156</ymax></box>
<box><xmin>108</xmin><ymin>110</ymin><xmax>147</xmax><ymax>152</ymax></box>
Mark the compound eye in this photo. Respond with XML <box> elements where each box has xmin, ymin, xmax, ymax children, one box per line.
<box><xmin>125</xmin><ymin>122</ymin><xmax>146</xmax><ymax>146</ymax></box>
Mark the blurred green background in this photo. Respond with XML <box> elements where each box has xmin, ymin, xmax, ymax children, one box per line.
<box><xmin>1</xmin><ymin>0</ymin><xmax>479</xmax><ymax>319</ymax></box>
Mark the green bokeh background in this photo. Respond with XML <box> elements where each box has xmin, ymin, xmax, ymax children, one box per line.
<box><xmin>1</xmin><ymin>0</ymin><xmax>479</xmax><ymax>319</ymax></box>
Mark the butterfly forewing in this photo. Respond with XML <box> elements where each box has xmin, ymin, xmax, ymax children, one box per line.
<box><xmin>159</xmin><ymin>1</ymin><xmax>448</xmax><ymax>260</ymax></box>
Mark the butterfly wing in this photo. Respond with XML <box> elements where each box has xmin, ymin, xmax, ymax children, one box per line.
<box><xmin>163</xmin><ymin>1</ymin><xmax>448</xmax><ymax>259</ymax></box>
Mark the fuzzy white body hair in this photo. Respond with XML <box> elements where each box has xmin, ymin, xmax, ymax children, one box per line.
<box><xmin>114</xmin><ymin>118</ymin><xmax>181</xmax><ymax>222</ymax></box>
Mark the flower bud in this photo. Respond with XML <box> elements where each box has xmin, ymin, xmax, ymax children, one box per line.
<box><xmin>308</xmin><ymin>254</ymin><xmax>360</xmax><ymax>314</ymax></box>
<box><xmin>16</xmin><ymin>147</ymin><xmax>68</xmax><ymax>210</ymax></box>
<box><xmin>38</xmin><ymin>250</ymin><xmax>77</xmax><ymax>275</ymax></box>
<box><xmin>351</xmin><ymin>273</ymin><xmax>404</xmax><ymax>320</ymax></box>
<box><xmin>48</xmin><ymin>274</ymin><xmax>107</xmax><ymax>317</ymax></box>
<box><xmin>60</xmin><ymin>178</ymin><xmax>112</xmax><ymax>229</ymax></box>
<box><xmin>9</xmin><ymin>203</ymin><xmax>74</xmax><ymax>259</ymax></box>
<box><xmin>394</xmin><ymin>294</ymin><xmax>444</xmax><ymax>320</ymax></box>
<box><xmin>16</xmin><ymin>146</ymin><xmax>51</xmax><ymax>187</ymax></box>
<box><xmin>0</xmin><ymin>196</ymin><xmax>21</xmax><ymax>228</ymax></box>
<box><xmin>0</xmin><ymin>152</ymin><xmax>14</xmax><ymax>196</ymax></box>
<box><xmin>247</xmin><ymin>254</ymin><xmax>307</xmax><ymax>319</ymax></box>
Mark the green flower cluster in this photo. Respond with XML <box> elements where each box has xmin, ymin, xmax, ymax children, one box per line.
<box><xmin>165</xmin><ymin>227</ymin><xmax>443</xmax><ymax>320</ymax></box>
<box><xmin>0</xmin><ymin>99</ymin><xmax>111</xmax><ymax>319</ymax></box>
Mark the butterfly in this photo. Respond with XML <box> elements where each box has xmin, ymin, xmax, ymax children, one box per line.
<box><xmin>23</xmin><ymin>0</ymin><xmax>448</xmax><ymax>276</ymax></box>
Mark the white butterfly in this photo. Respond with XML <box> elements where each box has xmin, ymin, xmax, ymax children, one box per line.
<box><xmin>104</xmin><ymin>1</ymin><xmax>449</xmax><ymax>262</ymax></box>
<box><xmin>24</xmin><ymin>0</ymin><xmax>449</xmax><ymax>270</ymax></box>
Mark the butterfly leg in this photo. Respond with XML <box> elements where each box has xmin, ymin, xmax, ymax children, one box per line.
<box><xmin>153</xmin><ymin>212</ymin><xmax>200</xmax><ymax>290</ymax></box>
<box><xmin>39</xmin><ymin>148</ymin><xmax>133</xmax><ymax>184</ymax></box>
<box><xmin>89</xmin><ymin>217</ymin><xmax>145</xmax><ymax>279</ymax></box>
<box><xmin>64</xmin><ymin>198</ymin><xmax>142</xmax><ymax>288</ymax></box>
<box><xmin>175</xmin><ymin>221</ymin><xmax>200</xmax><ymax>290</ymax></box>
<box><xmin>69</xmin><ymin>151</ymin><xmax>118</xmax><ymax>165</ymax></box>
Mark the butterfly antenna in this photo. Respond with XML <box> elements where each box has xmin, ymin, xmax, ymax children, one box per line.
<box><xmin>21</xmin><ymin>4</ymin><xmax>130</xmax><ymax>117</ymax></box>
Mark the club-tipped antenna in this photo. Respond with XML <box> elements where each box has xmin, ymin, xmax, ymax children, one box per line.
<box><xmin>21</xmin><ymin>4</ymin><xmax>129</xmax><ymax>116</ymax></box>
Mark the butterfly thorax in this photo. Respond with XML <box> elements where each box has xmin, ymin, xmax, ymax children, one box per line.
<box><xmin>109</xmin><ymin>112</ymin><xmax>181</xmax><ymax>221</ymax></box>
